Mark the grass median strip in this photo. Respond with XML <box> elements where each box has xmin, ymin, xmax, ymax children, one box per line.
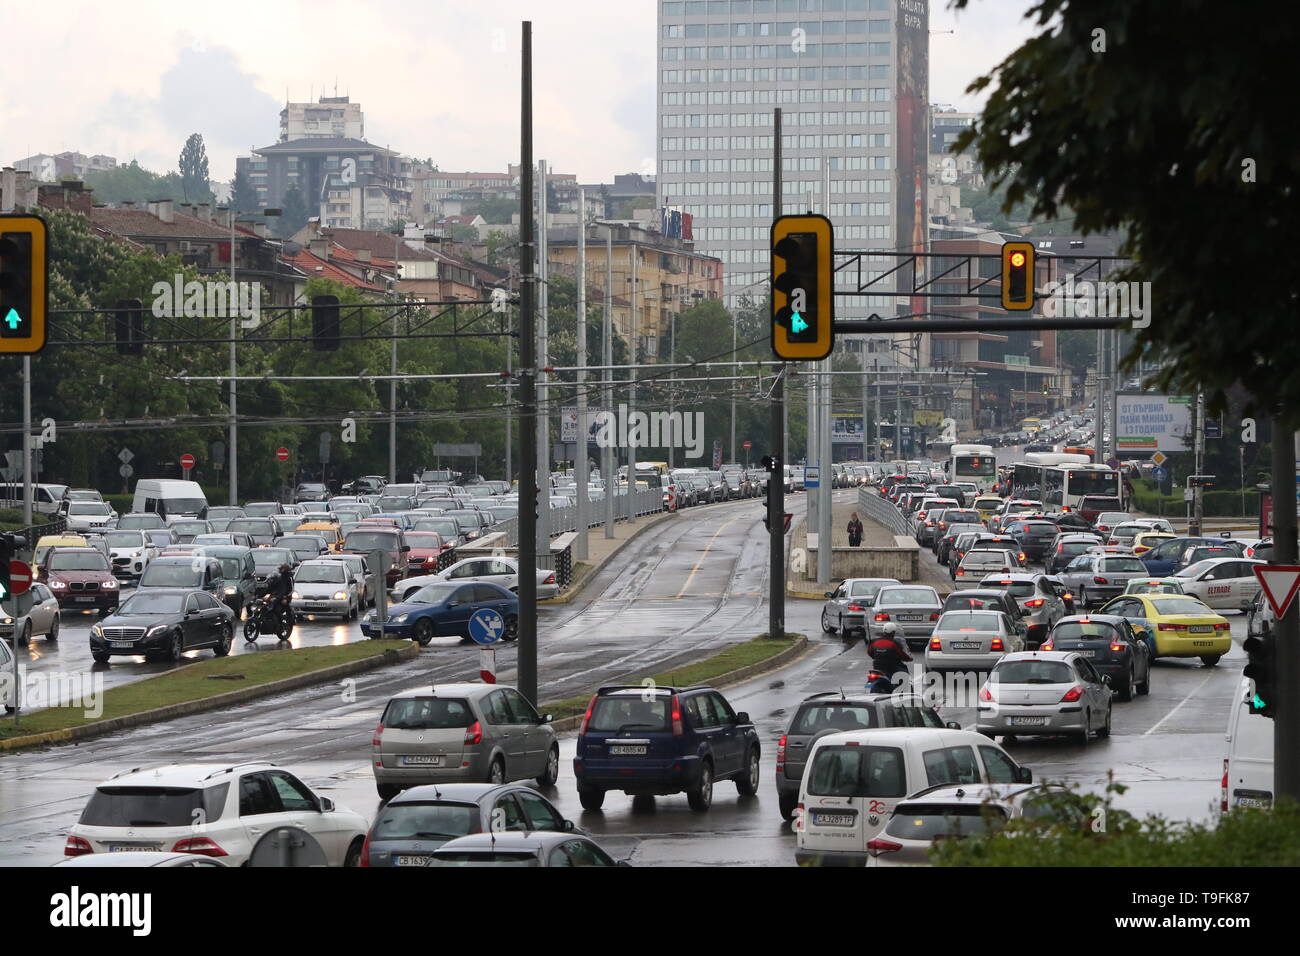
<box><xmin>542</xmin><ymin>633</ymin><xmax>803</xmax><ymax>723</ymax></box>
<box><xmin>0</xmin><ymin>640</ymin><xmax>411</xmax><ymax>742</ymax></box>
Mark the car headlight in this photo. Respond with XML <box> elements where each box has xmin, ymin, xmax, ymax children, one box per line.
<box><xmin>224</xmin><ymin>586</ymin><xmax>237</xmax><ymax>595</ymax></box>
<box><xmin>362</xmin><ymin>611</ymin><xmax>373</xmax><ymax>622</ymax></box>
<box><xmin>146</xmin><ymin>625</ymin><xmax>168</xmax><ymax>637</ymax></box>
<box><xmin>50</xmin><ymin>580</ymin><xmax>66</xmax><ymax>589</ymax></box>
<box><xmin>90</xmin><ymin>624</ymin><xmax>103</xmax><ymax>637</ymax></box>
<box><xmin>291</xmin><ymin>591</ymin><xmax>301</xmax><ymax>600</ymax></box>
<box><xmin>103</xmin><ymin>579</ymin><xmax>118</xmax><ymax>589</ymax></box>
<box><xmin>333</xmin><ymin>591</ymin><xmax>347</xmax><ymax>601</ymax></box>
<box><xmin>391</xmin><ymin>613</ymin><xmax>409</xmax><ymax>623</ymax></box>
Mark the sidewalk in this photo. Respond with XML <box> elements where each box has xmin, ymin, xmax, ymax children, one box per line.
<box><xmin>540</xmin><ymin>511</ymin><xmax>674</xmax><ymax>604</ymax></box>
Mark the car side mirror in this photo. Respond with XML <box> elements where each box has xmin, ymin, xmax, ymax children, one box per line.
<box><xmin>563</xmin><ymin>819</ymin><xmax>575</xmax><ymax>832</ymax></box>
<box><xmin>824</xmin><ymin>592</ymin><xmax>835</xmax><ymax>599</ymax></box>
<box><xmin>319</xmin><ymin>796</ymin><xmax>335</xmax><ymax>812</ymax></box>
<box><xmin>1014</xmin><ymin>767</ymin><xmax>1033</xmax><ymax>783</ymax></box>
<box><xmin>539</xmin><ymin>713</ymin><xmax>552</xmax><ymax>724</ymax></box>
<box><xmin>1101</xmin><ymin>675</ymin><xmax>1112</xmax><ymax>686</ymax></box>
<box><xmin>734</xmin><ymin>711</ymin><xmax>750</xmax><ymax>724</ymax></box>
<box><xmin>401</xmin><ymin>545</ymin><xmax>411</xmax><ymax>553</ymax></box>
<box><xmin>945</xmin><ymin>721</ymin><xmax>961</xmax><ymax>730</ymax></box>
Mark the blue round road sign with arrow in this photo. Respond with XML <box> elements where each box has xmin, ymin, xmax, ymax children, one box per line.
<box><xmin>1152</xmin><ymin>466</ymin><xmax>1168</xmax><ymax>482</ymax></box>
<box><xmin>467</xmin><ymin>608</ymin><xmax>505</xmax><ymax>646</ymax></box>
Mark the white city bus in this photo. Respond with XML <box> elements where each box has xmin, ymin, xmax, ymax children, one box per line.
<box><xmin>1011</xmin><ymin>452</ymin><xmax>1121</xmax><ymax>511</ymax></box>
<box><xmin>947</xmin><ymin>444</ymin><xmax>997</xmax><ymax>490</ymax></box>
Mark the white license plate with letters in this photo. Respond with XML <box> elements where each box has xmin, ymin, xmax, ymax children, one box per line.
<box><xmin>401</xmin><ymin>755</ymin><xmax>443</xmax><ymax>766</ymax></box>
<box><xmin>610</xmin><ymin>745</ymin><xmax>647</xmax><ymax>756</ymax></box>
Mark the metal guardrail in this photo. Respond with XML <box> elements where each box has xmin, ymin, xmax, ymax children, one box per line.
<box><xmin>858</xmin><ymin>487</ymin><xmax>913</xmax><ymax>537</ymax></box>
<box><xmin>492</xmin><ymin>491</ymin><xmax>664</xmax><ymax>548</ymax></box>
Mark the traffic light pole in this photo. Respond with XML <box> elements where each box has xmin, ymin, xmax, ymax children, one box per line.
<box><xmin>769</xmin><ymin>107</ymin><xmax>786</xmax><ymax>641</ymax></box>
<box><xmin>516</xmin><ymin>22</ymin><xmax>538</xmax><ymax>707</ymax></box>
<box><xmin>1271</xmin><ymin>415</ymin><xmax>1299</xmax><ymax>801</ymax></box>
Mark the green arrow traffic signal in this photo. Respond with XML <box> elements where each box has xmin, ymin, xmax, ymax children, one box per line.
<box><xmin>790</xmin><ymin>311</ymin><xmax>808</xmax><ymax>334</ymax></box>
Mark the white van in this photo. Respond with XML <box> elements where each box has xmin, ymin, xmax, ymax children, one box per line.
<box><xmin>0</xmin><ymin>482</ymin><xmax>70</xmax><ymax>516</ymax></box>
<box><xmin>1223</xmin><ymin>676</ymin><xmax>1274</xmax><ymax>812</ymax></box>
<box><xmin>132</xmin><ymin>479</ymin><xmax>209</xmax><ymax>520</ymax></box>
<box><xmin>794</xmin><ymin>727</ymin><xmax>1032</xmax><ymax>866</ymax></box>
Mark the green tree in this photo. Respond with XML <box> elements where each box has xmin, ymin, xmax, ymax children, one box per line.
<box><xmin>83</xmin><ymin>161</ymin><xmax>188</xmax><ymax>204</ymax></box>
<box><xmin>953</xmin><ymin>0</ymin><xmax>1300</xmax><ymax>423</ymax></box>
<box><xmin>177</xmin><ymin>133</ymin><xmax>212</xmax><ymax>203</ymax></box>
<box><xmin>463</xmin><ymin>197</ymin><xmax>518</xmax><ymax>224</ymax></box>
<box><xmin>277</xmin><ymin>187</ymin><xmax>310</xmax><ymax>238</ymax></box>
<box><xmin>229</xmin><ymin>169</ymin><xmax>259</xmax><ymax>213</ymax></box>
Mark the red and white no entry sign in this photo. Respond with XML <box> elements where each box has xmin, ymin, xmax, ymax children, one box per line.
<box><xmin>275</xmin><ymin>447</ymin><xmax>290</xmax><ymax>462</ymax></box>
<box><xmin>179</xmin><ymin>453</ymin><xmax>195</xmax><ymax>469</ymax></box>
<box><xmin>8</xmin><ymin>561</ymin><xmax>32</xmax><ymax>595</ymax></box>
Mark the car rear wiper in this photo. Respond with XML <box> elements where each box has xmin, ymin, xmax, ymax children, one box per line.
<box><xmin>128</xmin><ymin>820</ymin><xmax>169</xmax><ymax>826</ymax></box>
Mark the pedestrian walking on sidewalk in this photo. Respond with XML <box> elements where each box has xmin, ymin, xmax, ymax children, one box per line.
<box><xmin>847</xmin><ymin>513</ymin><xmax>864</xmax><ymax>548</ymax></box>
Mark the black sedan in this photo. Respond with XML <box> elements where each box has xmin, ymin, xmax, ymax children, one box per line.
<box><xmin>1040</xmin><ymin>614</ymin><xmax>1152</xmax><ymax>701</ymax></box>
<box><xmin>89</xmin><ymin>588</ymin><xmax>236</xmax><ymax>664</ymax></box>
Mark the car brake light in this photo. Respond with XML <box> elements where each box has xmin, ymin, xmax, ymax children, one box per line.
<box><xmin>1157</xmin><ymin>622</ymin><xmax>1188</xmax><ymax>631</ymax></box>
<box><xmin>544</xmin><ymin>573</ymin><xmax>555</xmax><ymax>584</ymax></box>
<box><xmin>1024</xmin><ymin>599</ymin><xmax>1044</xmax><ymax>608</ymax></box>
<box><xmin>172</xmin><ymin>837</ymin><xmax>228</xmax><ymax>857</ymax></box>
<box><xmin>777</xmin><ymin>734</ymin><xmax>787</xmax><ymax>773</ymax></box>
<box><xmin>929</xmin><ymin>611</ymin><xmax>940</xmax><ymax>621</ymax></box>
<box><xmin>874</xmin><ymin>612</ymin><xmax>890</xmax><ymax>622</ymax></box>
<box><xmin>1018</xmin><ymin>553</ymin><xmax>1027</xmax><ymax>562</ymax></box>
<box><xmin>1060</xmin><ymin>685</ymin><xmax>1084</xmax><ymax>703</ymax></box>
<box><xmin>1040</xmin><ymin>639</ymin><xmax>1054</xmax><ymax>650</ymax></box>
<box><xmin>359</xmin><ymin>830</ymin><xmax>371</xmax><ymax>867</ymax></box>
<box><xmin>670</xmin><ymin>695</ymin><xmax>684</xmax><ymax>736</ymax></box>
<box><xmin>372</xmin><ymin>722</ymin><xmax>383</xmax><ymax>747</ymax></box>
<box><xmin>464</xmin><ymin>720</ymin><xmax>484</xmax><ymax>745</ymax></box>
<box><xmin>1093</xmin><ymin>576</ymin><xmax>1108</xmax><ymax>584</ymax></box>
<box><xmin>956</xmin><ymin>569</ymin><xmax>964</xmax><ymax>576</ymax></box>
<box><xmin>1214</xmin><ymin>622</ymin><xmax>1230</xmax><ymax>631</ymax></box>
<box><xmin>578</xmin><ymin>695</ymin><xmax>597</xmax><ymax>736</ymax></box>
<box><xmin>847</xmin><ymin>604</ymin><xmax>864</xmax><ymax>611</ymax></box>
<box><xmin>866</xmin><ymin>838</ymin><xmax>903</xmax><ymax>857</ymax></box>
<box><xmin>979</xmin><ymin>687</ymin><xmax>993</xmax><ymax>701</ymax></box>
<box><xmin>1110</xmin><ymin>639</ymin><xmax>1125</xmax><ymax>652</ymax></box>
<box><xmin>929</xmin><ymin>637</ymin><xmax>941</xmax><ymax>650</ymax></box>
<box><xmin>64</xmin><ymin>836</ymin><xmax>93</xmax><ymax>857</ymax></box>
<box><xmin>1221</xmin><ymin>759</ymin><xmax>1229</xmax><ymax>814</ymax></box>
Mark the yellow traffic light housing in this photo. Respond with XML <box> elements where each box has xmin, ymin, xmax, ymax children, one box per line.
<box><xmin>0</xmin><ymin>214</ymin><xmax>48</xmax><ymax>354</ymax></box>
<box><xmin>1000</xmin><ymin>240</ymin><xmax>1034</xmax><ymax>311</ymax></box>
<box><xmin>771</xmin><ymin>213</ymin><xmax>834</xmax><ymax>360</ymax></box>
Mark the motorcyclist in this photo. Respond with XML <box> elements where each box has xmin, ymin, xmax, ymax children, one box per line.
<box><xmin>866</xmin><ymin>621</ymin><xmax>913</xmax><ymax>690</ymax></box>
<box><xmin>259</xmin><ymin>563</ymin><xmax>295</xmax><ymax>634</ymax></box>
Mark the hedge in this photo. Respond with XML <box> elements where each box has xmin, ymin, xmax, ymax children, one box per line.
<box><xmin>1131</xmin><ymin>480</ymin><xmax>1257</xmax><ymax>518</ymax></box>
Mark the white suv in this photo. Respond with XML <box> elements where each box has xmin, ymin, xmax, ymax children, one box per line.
<box><xmin>66</xmin><ymin>763</ymin><xmax>369</xmax><ymax>866</ymax></box>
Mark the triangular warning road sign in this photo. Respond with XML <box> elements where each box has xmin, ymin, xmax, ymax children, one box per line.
<box><xmin>1253</xmin><ymin>564</ymin><xmax>1300</xmax><ymax>619</ymax></box>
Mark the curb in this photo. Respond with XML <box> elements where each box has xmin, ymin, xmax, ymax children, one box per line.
<box><xmin>542</xmin><ymin>635</ymin><xmax>810</xmax><ymax>734</ymax></box>
<box><xmin>539</xmin><ymin>511</ymin><xmax>674</xmax><ymax>605</ymax></box>
<box><xmin>0</xmin><ymin>641</ymin><xmax>420</xmax><ymax>753</ymax></box>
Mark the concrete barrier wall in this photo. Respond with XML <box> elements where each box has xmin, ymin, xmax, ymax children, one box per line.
<box><xmin>807</xmin><ymin>537</ymin><xmax>920</xmax><ymax>582</ymax></box>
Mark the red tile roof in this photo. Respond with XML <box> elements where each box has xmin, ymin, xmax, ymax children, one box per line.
<box><xmin>88</xmin><ymin>206</ymin><xmax>235</xmax><ymax>240</ymax></box>
<box><xmin>280</xmin><ymin>248</ymin><xmax>384</xmax><ymax>291</ymax></box>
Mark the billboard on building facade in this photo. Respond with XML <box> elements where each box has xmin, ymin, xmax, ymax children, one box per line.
<box><xmin>1116</xmin><ymin>395</ymin><xmax>1194</xmax><ymax>452</ymax></box>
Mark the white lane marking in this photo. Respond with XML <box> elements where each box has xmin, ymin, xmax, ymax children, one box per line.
<box><xmin>675</xmin><ymin>516</ymin><xmax>739</xmax><ymax>598</ymax></box>
<box><xmin>1143</xmin><ymin>669</ymin><xmax>1219</xmax><ymax>736</ymax></box>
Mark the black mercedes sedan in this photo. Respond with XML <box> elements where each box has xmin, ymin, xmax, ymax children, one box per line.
<box><xmin>89</xmin><ymin>588</ymin><xmax>236</xmax><ymax>664</ymax></box>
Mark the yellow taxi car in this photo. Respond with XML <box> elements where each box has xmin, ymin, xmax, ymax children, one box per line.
<box><xmin>296</xmin><ymin>521</ymin><xmax>344</xmax><ymax>553</ymax></box>
<box><xmin>972</xmin><ymin>495</ymin><xmax>1002</xmax><ymax>523</ymax></box>
<box><xmin>31</xmin><ymin>533</ymin><xmax>89</xmax><ymax>577</ymax></box>
<box><xmin>1096</xmin><ymin>592</ymin><xmax>1231</xmax><ymax>666</ymax></box>
<box><xmin>1132</xmin><ymin>531</ymin><xmax>1177</xmax><ymax>556</ymax></box>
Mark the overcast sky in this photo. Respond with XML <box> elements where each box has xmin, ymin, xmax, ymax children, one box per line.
<box><xmin>2</xmin><ymin>0</ymin><xmax>1040</xmax><ymax>184</ymax></box>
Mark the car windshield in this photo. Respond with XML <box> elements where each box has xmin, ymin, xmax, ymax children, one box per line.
<box><xmin>382</xmin><ymin>696</ymin><xmax>474</xmax><ymax>730</ymax></box>
<box><xmin>984</xmin><ymin>580</ymin><xmax>1035</xmax><ymax>598</ymax></box>
<box><xmin>992</xmin><ymin>660</ymin><xmax>1075</xmax><ymax>684</ymax></box>
<box><xmin>877</xmin><ymin>589</ymin><xmax>936</xmax><ymax>605</ymax></box>
<box><xmin>296</xmin><ymin>564</ymin><xmax>345</xmax><ymax>584</ymax></box>
<box><xmin>254</xmin><ymin>550</ymin><xmax>293</xmax><ymax>569</ymax></box>
<box><xmin>372</xmin><ymin>802</ymin><xmax>481</xmax><ymax>841</ymax></box>
<box><xmin>406</xmin><ymin>533</ymin><xmax>443</xmax><ymax>548</ymax></box>
<box><xmin>105</xmin><ymin>532</ymin><xmax>145</xmax><ymax>548</ymax></box>
<box><xmin>937</xmin><ymin>613</ymin><xmax>1001</xmax><ymax>631</ymax></box>
<box><xmin>216</xmin><ymin>558</ymin><xmax>243</xmax><ymax>579</ymax></box>
<box><xmin>588</xmin><ymin>696</ymin><xmax>670</xmax><ymax>733</ymax></box>
<box><xmin>140</xmin><ymin>565</ymin><xmax>201</xmax><ymax>587</ymax></box>
<box><xmin>848</xmin><ymin>581</ymin><xmax>889</xmax><ymax>598</ymax></box>
<box><xmin>345</xmin><ymin>532</ymin><xmax>399</xmax><ymax>551</ymax></box>
<box><xmin>415</xmin><ymin>520</ymin><xmax>460</xmax><ymax>536</ymax></box>
<box><xmin>1097</xmin><ymin>512</ymin><xmax>1128</xmax><ymax>524</ymax></box>
<box><xmin>1130</xmin><ymin>580</ymin><xmax>1181</xmax><ymax>593</ymax></box>
<box><xmin>118</xmin><ymin>593</ymin><xmax>185</xmax><ymax>615</ymax></box>
<box><xmin>115</xmin><ymin>516</ymin><xmax>162</xmax><ymax>529</ymax></box>
<box><xmin>791</xmin><ymin>704</ymin><xmax>881</xmax><ymax>734</ymax></box>
<box><xmin>243</xmin><ymin>504</ymin><xmax>280</xmax><ymax>517</ymax></box>
<box><xmin>884</xmin><ymin>805</ymin><xmax>1008</xmax><ymax>840</ymax></box>
<box><xmin>1149</xmin><ymin>597</ymin><xmax>1216</xmax><ymax>615</ymax></box>
<box><xmin>228</xmin><ymin>519</ymin><xmax>272</xmax><ymax>533</ymax></box>
<box><xmin>279</xmin><ymin>537</ymin><xmax>323</xmax><ymax>554</ymax></box>
<box><xmin>1101</xmin><ymin>558</ymin><xmax>1145</xmax><ymax>573</ymax></box>
<box><xmin>406</xmin><ymin>584</ymin><xmax>456</xmax><ymax>605</ymax></box>
<box><xmin>68</xmin><ymin>503</ymin><xmax>111</xmax><ymax>515</ymax></box>
<box><xmin>807</xmin><ymin>745</ymin><xmax>906</xmax><ymax>798</ymax></box>
<box><xmin>79</xmin><ymin>785</ymin><xmax>228</xmax><ymax>828</ymax></box>
<box><xmin>1052</xmin><ymin>621</ymin><xmax>1122</xmax><ymax>642</ymax></box>
<box><xmin>49</xmin><ymin>552</ymin><xmax>109</xmax><ymax>571</ymax></box>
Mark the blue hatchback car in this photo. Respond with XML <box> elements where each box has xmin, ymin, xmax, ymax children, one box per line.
<box><xmin>361</xmin><ymin>581</ymin><xmax>518</xmax><ymax>645</ymax></box>
<box><xmin>574</xmin><ymin>684</ymin><xmax>760</xmax><ymax>813</ymax></box>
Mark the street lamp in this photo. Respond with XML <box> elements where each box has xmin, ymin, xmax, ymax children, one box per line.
<box><xmin>220</xmin><ymin>204</ymin><xmax>280</xmax><ymax>506</ymax></box>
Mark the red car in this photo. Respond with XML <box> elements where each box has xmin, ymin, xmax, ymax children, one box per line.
<box><xmin>39</xmin><ymin>547</ymin><xmax>120</xmax><ymax>614</ymax></box>
<box><xmin>402</xmin><ymin>531</ymin><xmax>450</xmax><ymax>577</ymax></box>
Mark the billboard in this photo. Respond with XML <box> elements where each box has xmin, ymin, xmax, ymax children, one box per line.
<box><xmin>831</xmin><ymin>414</ymin><xmax>864</xmax><ymax>444</ymax></box>
<box><xmin>561</xmin><ymin>406</ymin><xmax>607</xmax><ymax>444</ymax></box>
<box><xmin>1116</xmin><ymin>395</ymin><xmax>1193</xmax><ymax>452</ymax></box>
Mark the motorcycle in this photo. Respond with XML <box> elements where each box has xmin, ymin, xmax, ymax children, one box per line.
<box><xmin>244</xmin><ymin>595</ymin><xmax>294</xmax><ymax>642</ymax></box>
<box><xmin>865</xmin><ymin>670</ymin><xmax>896</xmax><ymax>694</ymax></box>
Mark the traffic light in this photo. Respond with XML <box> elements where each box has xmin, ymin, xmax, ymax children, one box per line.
<box><xmin>114</xmin><ymin>299</ymin><xmax>144</xmax><ymax>355</ymax></box>
<box><xmin>0</xmin><ymin>214</ymin><xmax>48</xmax><ymax>354</ymax></box>
<box><xmin>1000</xmin><ymin>241</ymin><xmax>1035</xmax><ymax>311</ymax></box>
<box><xmin>760</xmin><ymin>455</ymin><xmax>780</xmax><ymax>473</ymax></box>
<box><xmin>311</xmin><ymin>294</ymin><xmax>341</xmax><ymax>351</ymax></box>
<box><xmin>1242</xmin><ymin>632</ymin><xmax>1276</xmax><ymax>718</ymax></box>
<box><xmin>771</xmin><ymin>214</ymin><xmax>834</xmax><ymax>360</ymax></box>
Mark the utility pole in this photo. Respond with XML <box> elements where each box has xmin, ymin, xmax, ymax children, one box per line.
<box><xmin>229</xmin><ymin>209</ymin><xmax>238</xmax><ymax>504</ymax></box>
<box><xmin>574</xmin><ymin>188</ymin><xmax>588</xmax><ymax>559</ymax></box>
<box><xmin>627</xmin><ymin>244</ymin><xmax>637</xmax><ymax>525</ymax></box>
<box><xmin>1190</xmin><ymin>390</ymin><xmax>1205</xmax><ymax>537</ymax></box>
<box><xmin>515</xmin><ymin>21</ymin><xmax>538</xmax><ymax>706</ymax></box>
<box><xmin>861</xmin><ymin>342</ymin><xmax>869</xmax><ymax>463</ymax></box>
<box><xmin>603</xmin><ymin>225</ymin><xmax>615</xmax><ymax>538</ymax></box>
<box><xmin>1271</xmin><ymin>417</ymin><xmax>1300</xmax><ymax>800</ymax></box>
<box><xmin>536</xmin><ymin>159</ymin><xmax>550</xmax><ymax>555</ymax></box>
<box><xmin>807</xmin><ymin>363</ymin><xmax>818</xmax><ymax>531</ymax></box>
<box><xmin>22</xmin><ymin>357</ymin><xmax>32</xmax><ymax>526</ymax></box>
<box><xmin>817</xmin><ymin>358</ymin><xmax>833</xmax><ymax>587</ymax></box>
<box><xmin>389</xmin><ymin>239</ymin><xmax>399</xmax><ymax>483</ymax></box>
<box><xmin>768</xmin><ymin>106</ymin><xmax>786</xmax><ymax>641</ymax></box>
<box><xmin>1094</xmin><ymin>329</ymin><xmax>1105</xmax><ymax>464</ymax></box>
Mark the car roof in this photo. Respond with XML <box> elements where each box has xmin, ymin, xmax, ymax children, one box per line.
<box><xmin>799</xmin><ymin>691</ymin><xmax>926</xmax><ymax>706</ymax></box>
<box><xmin>899</xmin><ymin>782</ymin><xmax>1040</xmax><ymax>805</ymax></box>
<box><xmin>877</xmin><ymin>584</ymin><xmax>939</xmax><ymax>594</ymax></box>
<box><xmin>842</xmin><ymin>577</ymin><xmax>901</xmax><ymax>585</ymax></box>
<box><xmin>938</xmin><ymin>608</ymin><xmax>1004</xmax><ymax>617</ymax></box>
<box><xmin>1187</xmin><ymin>556</ymin><xmax>1260</xmax><ymax>568</ymax></box>
<box><xmin>387</xmin><ymin>683</ymin><xmax>496</xmax><ymax>701</ymax></box>
<box><xmin>1055</xmin><ymin>613</ymin><xmax>1128</xmax><ymax>626</ymax></box>
<box><xmin>389</xmin><ymin>782</ymin><xmax>508</xmax><ymax>804</ymax></box>
<box><xmin>432</xmin><ymin>832</ymin><xmax>569</xmax><ymax>853</ymax></box>
<box><xmin>996</xmin><ymin>650</ymin><xmax>1080</xmax><ymax>663</ymax></box>
<box><xmin>811</xmin><ymin>727</ymin><xmax>985</xmax><ymax>748</ymax></box>
<box><xmin>980</xmin><ymin>572</ymin><xmax>1040</xmax><ymax>583</ymax></box>
<box><xmin>99</xmin><ymin>762</ymin><xmax>278</xmax><ymax>788</ymax></box>
<box><xmin>150</xmin><ymin>555</ymin><xmax>215</xmax><ymax>565</ymax></box>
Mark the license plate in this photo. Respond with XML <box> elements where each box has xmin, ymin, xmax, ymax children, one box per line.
<box><xmin>897</xmin><ymin>614</ymin><xmax>923</xmax><ymax>622</ymax></box>
<box><xmin>395</xmin><ymin>855</ymin><xmax>433</xmax><ymax>866</ymax></box>
<box><xmin>109</xmin><ymin>641</ymin><xmax>133</xmax><ymax>648</ymax></box>
<box><xmin>401</xmin><ymin>755</ymin><xmax>443</xmax><ymax>766</ymax></box>
<box><xmin>1189</xmin><ymin>625</ymin><xmax>1212</xmax><ymax>633</ymax></box>
<box><xmin>1193</xmin><ymin>640</ymin><xmax>1215</xmax><ymax>647</ymax></box>
<box><xmin>610</xmin><ymin>745</ymin><xmax>647</xmax><ymax>756</ymax></box>
<box><xmin>1234</xmin><ymin>793</ymin><xmax>1271</xmax><ymax>809</ymax></box>
<box><xmin>951</xmin><ymin>641</ymin><xmax>982</xmax><ymax>650</ymax></box>
<box><xmin>76</xmin><ymin>596</ymin><xmax>95</xmax><ymax>602</ymax></box>
<box><xmin>109</xmin><ymin>844</ymin><xmax>160</xmax><ymax>852</ymax></box>
<box><xmin>811</xmin><ymin>811</ymin><xmax>856</xmax><ymax>827</ymax></box>
<box><xmin>1010</xmin><ymin>716</ymin><xmax>1048</xmax><ymax>726</ymax></box>
<box><xmin>1076</xmin><ymin>649</ymin><xmax>1097</xmax><ymax>657</ymax></box>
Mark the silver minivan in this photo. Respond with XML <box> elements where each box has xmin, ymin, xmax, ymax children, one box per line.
<box><xmin>372</xmin><ymin>683</ymin><xmax>559</xmax><ymax>800</ymax></box>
